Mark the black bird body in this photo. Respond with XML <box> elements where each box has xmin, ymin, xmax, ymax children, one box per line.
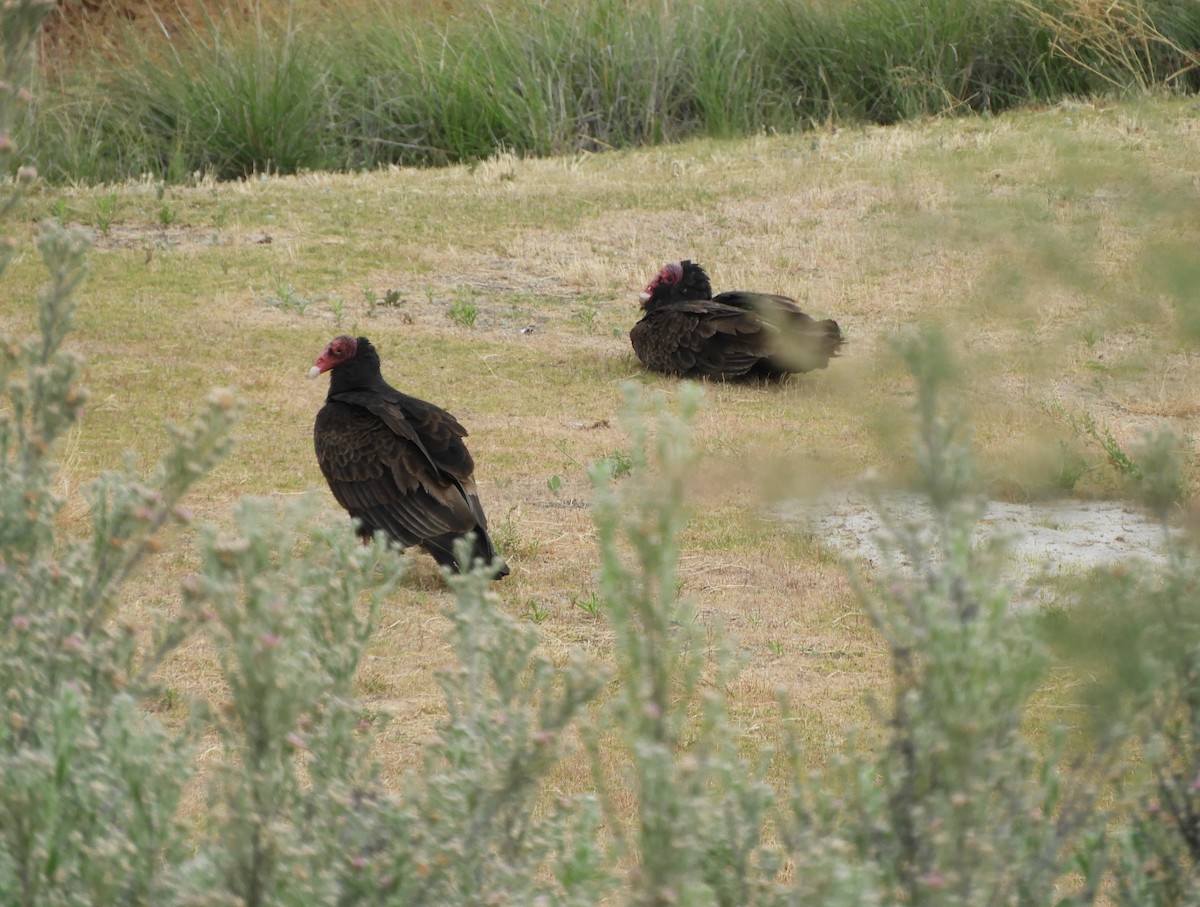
<box><xmin>631</xmin><ymin>260</ymin><xmax>845</xmax><ymax>380</ymax></box>
<box><xmin>311</xmin><ymin>336</ymin><xmax>508</xmax><ymax>577</ymax></box>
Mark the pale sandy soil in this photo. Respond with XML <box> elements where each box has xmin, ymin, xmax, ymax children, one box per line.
<box><xmin>784</xmin><ymin>487</ymin><xmax>1177</xmax><ymax>607</ymax></box>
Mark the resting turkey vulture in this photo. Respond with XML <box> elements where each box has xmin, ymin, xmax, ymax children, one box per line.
<box><xmin>630</xmin><ymin>260</ymin><xmax>845</xmax><ymax>380</ymax></box>
<box><xmin>310</xmin><ymin>335</ymin><xmax>509</xmax><ymax>578</ymax></box>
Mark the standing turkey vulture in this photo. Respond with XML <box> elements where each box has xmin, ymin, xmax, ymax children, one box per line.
<box><xmin>630</xmin><ymin>260</ymin><xmax>845</xmax><ymax>380</ymax></box>
<box><xmin>310</xmin><ymin>335</ymin><xmax>509</xmax><ymax>578</ymax></box>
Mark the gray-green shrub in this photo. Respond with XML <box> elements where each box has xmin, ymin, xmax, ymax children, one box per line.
<box><xmin>0</xmin><ymin>11</ymin><xmax>210</xmax><ymax>902</ymax></box>
<box><xmin>588</xmin><ymin>384</ymin><xmax>781</xmax><ymax>907</ymax></box>
<box><xmin>337</xmin><ymin>553</ymin><xmax>611</xmax><ymax>906</ymax></box>
<box><xmin>776</xmin><ymin>329</ymin><xmax>1111</xmax><ymax>904</ymax></box>
<box><xmin>172</xmin><ymin>497</ymin><xmax>405</xmax><ymax>906</ymax></box>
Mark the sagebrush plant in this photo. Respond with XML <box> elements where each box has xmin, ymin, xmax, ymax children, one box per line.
<box><xmin>1107</xmin><ymin>515</ymin><xmax>1200</xmax><ymax>907</ymax></box>
<box><xmin>830</xmin><ymin>329</ymin><xmax>1111</xmax><ymax>903</ymax></box>
<box><xmin>1</xmin><ymin>7</ymin><xmax>395</xmax><ymax>905</ymax></box>
<box><xmin>0</xmin><ymin>5</ymin><xmax>214</xmax><ymax>903</ymax></box>
<box><xmin>0</xmin><ymin>237</ymin><xmax>169</xmax><ymax>894</ymax></box>
<box><xmin>339</xmin><ymin>547</ymin><xmax>612</xmax><ymax>906</ymax></box>
<box><xmin>781</xmin><ymin>332</ymin><xmax>1196</xmax><ymax>907</ymax></box>
<box><xmin>587</xmin><ymin>383</ymin><xmax>783</xmax><ymax>907</ymax></box>
<box><xmin>171</xmin><ymin>497</ymin><xmax>406</xmax><ymax>905</ymax></box>
<box><xmin>1038</xmin><ymin>426</ymin><xmax>1199</xmax><ymax>906</ymax></box>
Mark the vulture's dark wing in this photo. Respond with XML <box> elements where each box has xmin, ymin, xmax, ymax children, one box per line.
<box><xmin>630</xmin><ymin>300</ymin><xmax>767</xmax><ymax>380</ymax></box>
<box><xmin>369</xmin><ymin>390</ymin><xmax>494</xmax><ymax>535</ymax></box>
<box><xmin>314</xmin><ymin>394</ymin><xmax>485</xmax><ymax>550</ymax></box>
<box><xmin>336</xmin><ymin>389</ymin><xmax>476</xmax><ymax>480</ymax></box>
<box><xmin>714</xmin><ymin>291</ymin><xmax>846</xmax><ymax>373</ymax></box>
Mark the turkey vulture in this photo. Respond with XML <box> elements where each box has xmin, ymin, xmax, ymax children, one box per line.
<box><xmin>310</xmin><ymin>335</ymin><xmax>509</xmax><ymax>578</ymax></box>
<box><xmin>630</xmin><ymin>260</ymin><xmax>845</xmax><ymax>380</ymax></box>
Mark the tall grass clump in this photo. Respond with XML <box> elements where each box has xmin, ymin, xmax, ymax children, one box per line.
<box><xmin>1017</xmin><ymin>0</ymin><xmax>1200</xmax><ymax>95</ymax></box>
<box><xmin>20</xmin><ymin>56</ymin><xmax>168</xmax><ymax>185</ymax></box>
<box><xmin>24</xmin><ymin>0</ymin><xmax>1200</xmax><ymax>182</ymax></box>
<box><xmin>343</xmin><ymin>0</ymin><xmax>782</xmax><ymax>166</ymax></box>
<box><xmin>768</xmin><ymin>0</ymin><xmax>1091</xmax><ymax>125</ymax></box>
<box><xmin>119</xmin><ymin>5</ymin><xmax>338</xmax><ymax>182</ymax></box>
<box><xmin>33</xmin><ymin>3</ymin><xmax>342</xmax><ymax>182</ymax></box>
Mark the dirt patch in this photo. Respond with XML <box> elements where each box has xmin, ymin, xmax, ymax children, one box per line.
<box><xmin>782</xmin><ymin>489</ymin><xmax>1174</xmax><ymax>607</ymax></box>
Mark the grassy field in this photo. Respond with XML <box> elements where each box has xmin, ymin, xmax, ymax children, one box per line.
<box><xmin>4</xmin><ymin>94</ymin><xmax>1198</xmax><ymax>802</ymax></box>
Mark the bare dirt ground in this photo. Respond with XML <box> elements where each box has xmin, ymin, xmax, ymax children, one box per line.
<box><xmin>785</xmin><ymin>487</ymin><xmax>1177</xmax><ymax>608</ymax></box>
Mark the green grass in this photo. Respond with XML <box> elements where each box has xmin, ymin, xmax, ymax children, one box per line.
<box><xmin>25</xmin><ymin>0</ymin><xmax>1200</xmax><ymax>183</ymax></box>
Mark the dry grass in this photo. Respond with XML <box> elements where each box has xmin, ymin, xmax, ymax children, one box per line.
<box><xmin>6</xmin><ymin>96</ymin><xmax>1198</xmax><ymax>803</ymax></box>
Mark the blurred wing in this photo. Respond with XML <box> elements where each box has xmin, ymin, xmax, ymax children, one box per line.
<box><xmin>714</xmin><ymin>291</ymin><xmax>846</xmax><ymax>373</ymax></box>
<box><xmin>713</xmin><ymin>290</ymin><xmax>804</xmax><ymax>315</ymax></box>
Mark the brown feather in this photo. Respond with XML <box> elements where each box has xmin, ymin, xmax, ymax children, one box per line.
<box><xmin>311</xmin><ymin>336</ymin><xmax>508</xmax><ymax>577</ymax></box>
<box><xmin>632</xmin><ymin>261</ymin><xmax>846</xmax><ymax>380</ymax></box>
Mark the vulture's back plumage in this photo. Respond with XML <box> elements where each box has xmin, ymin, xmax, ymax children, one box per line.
<box><xmin>310</xmin><ymin>335</ymin><xmax>508</xmax><ymax>578</ymax></box>
<box><xmin>631</xmin><ymin>260</ymin><xmax>845</xmax><ymax>380</ymax></box>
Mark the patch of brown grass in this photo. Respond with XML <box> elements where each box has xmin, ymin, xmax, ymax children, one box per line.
<box><xmin>8</xmin><ymin>97</ymin><xmax>1199</xmax><ymax>813</ymax></box>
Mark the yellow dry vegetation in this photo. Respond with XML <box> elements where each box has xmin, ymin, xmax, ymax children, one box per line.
<box><xmin>5</xmin><ymin>96</ymin><xmax>1198</xmax><ymax>810</ymax></box>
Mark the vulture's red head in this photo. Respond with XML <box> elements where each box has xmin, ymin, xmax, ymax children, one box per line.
<box><xmin>639</xmin><ymin>262</ymin><xmax>683</xmax><ymax>304</ymax></box>
<box><xmin>639</xmin><ymin>260</ymin><xmax>713</xmax><ymax>309</ymax></box>
<box><xmin>309</xmin><ymin>335</ymin><xmax>360</xmax><ymax>378</ymax></box>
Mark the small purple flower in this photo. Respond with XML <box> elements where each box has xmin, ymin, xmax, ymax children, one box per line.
<box><xmin>919</xmin><ymin>871</ymin><xmax>946</xmax><ymax>890</ymax></box>
<box><xmin>181</xmin><ymin>574</ymin><xmax>202</xmax><ymax>599</ymax></box>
